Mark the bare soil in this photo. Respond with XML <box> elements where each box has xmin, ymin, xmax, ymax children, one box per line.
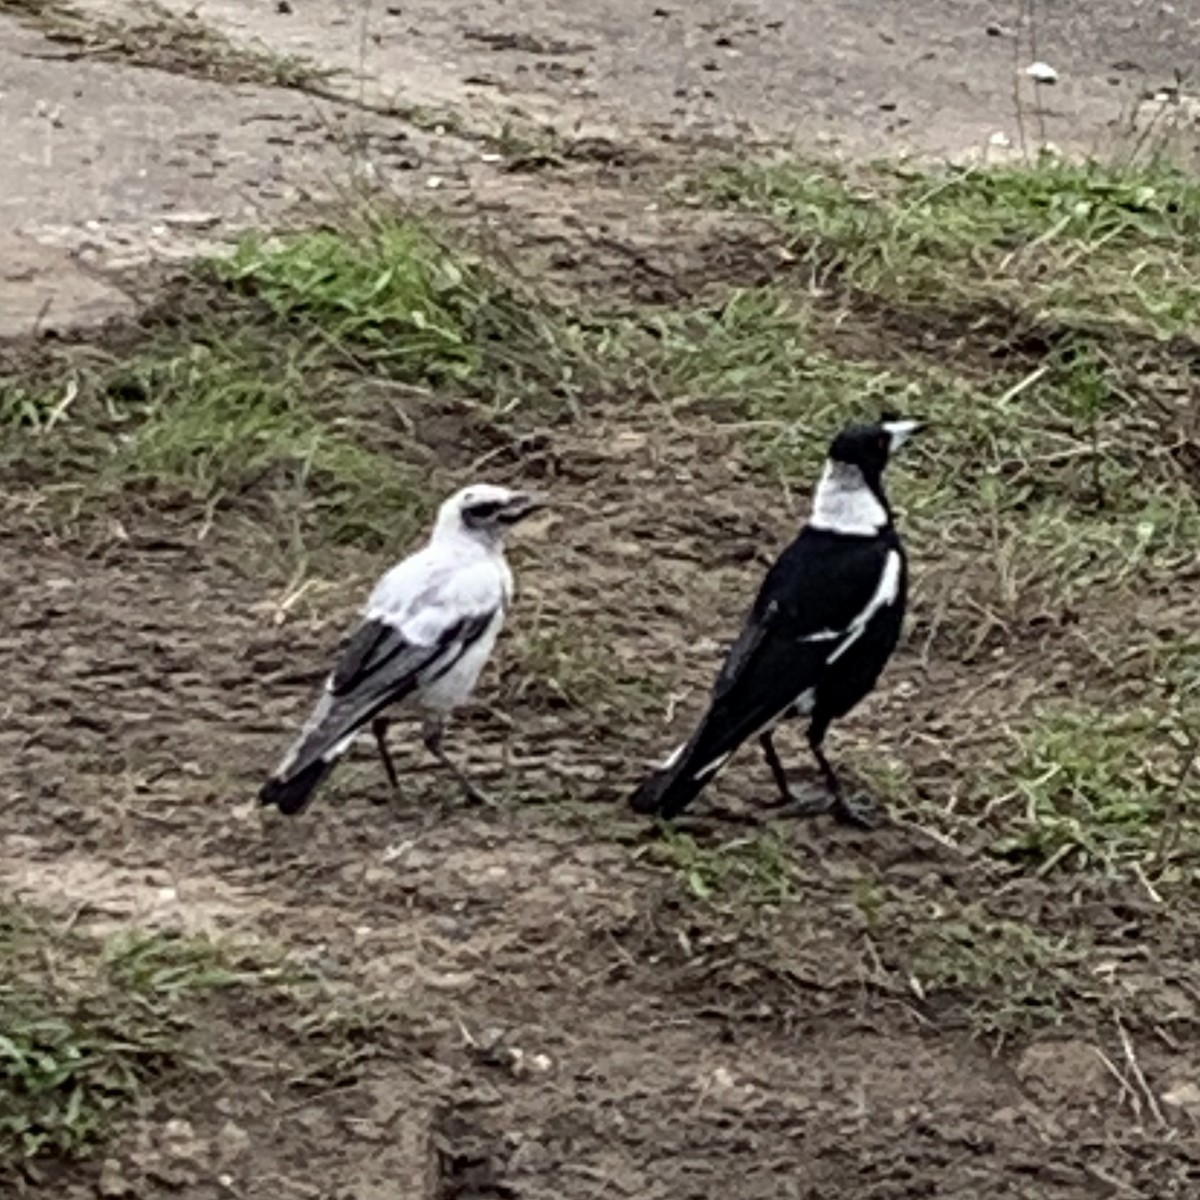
<box><xmin>7</xmin><ymin>429</ymin><xmax>1198</xmax><ymax>1200</ymax></box>
<box><xmin>3</xmin><ymin>3</ymin><xmax>1200</xmax><ymax>1198</ymax></box>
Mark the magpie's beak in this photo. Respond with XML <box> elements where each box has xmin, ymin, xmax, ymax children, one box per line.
<box><xmin>881</xmin><ymin>418</ymin><xmax>922</xmax><ymax>452</ymax></box>
<box><xmin>500</xmin><ymin>490</ymin><xmax>547</xmax><ymax>524</ymax></box>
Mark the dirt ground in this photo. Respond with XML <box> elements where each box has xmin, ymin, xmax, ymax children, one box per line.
<box><xmin>3</xmin><ymin>2</ymin><xmax>1200</xmax><ymax>1198</ymax></box>
<box><xmin>4</xmin><ymin>0</ymin><xmax>1198</xmax><ymax>333</ymax></box>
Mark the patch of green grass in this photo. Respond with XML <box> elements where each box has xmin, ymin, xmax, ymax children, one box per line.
<box><xmin>903</xmin><ymin>903</ymin><xmax>1084</xmax><ymax>1043</ymax></box>
<box><xmin>0</xmin><ymin>910</ymin><xmax>291</xmax><ymax>1174</ymax></box>
<box><xmin>635</xmin><ymin>829</ymin><xmax>797</xmax><ymax>908</ymax></box>
<box><xmin>0</xmin><ymin>382</ymin><xmax>75</xmax><ymax>432</ymax></box>
<box><xmin>0</xmin><ymin>905</ymin><xmax>419</xmax><ymax>1177</ymax></box>
<box><xmin>983</xmin><ymin>697</ymin><xmax>1199</xmax><ymax>877</ymax></box>
<box><xmin>690</xmin><ymin>158</ymin><xmax>1200</xmax><ymax>338</ymax></box>
<box><xmin>217</xmin><ymin>217</ymin><xmax>582</xmax><ymax>409</ymax></box>
<box><xmin>1</xmin><ymin>215</ymin><xmax>583</xmax><ymax>548</ymax></box>
<box><xmin>217</xmin><ymin>222</ymin><xmax>548</xmax><ymax>387</ymax></box>
<box><xmin>503</xmin><ymin>613</ymin><xmax>671</xmax><ymax>719</ymax></box>
<box><xmin>591</xmin><ymin>277</ymin><xmax>1199</xmax><ymax>619</ymax></box>
<box><xmin>92</xmin><ymin>338</ymin><xmax>428</xmax><ymax>544</ymax></box>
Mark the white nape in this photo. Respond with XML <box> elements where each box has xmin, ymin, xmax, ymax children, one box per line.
<box><xmin>808</xmin><ymin>461</ymin><xmax>889</xmax><ymax>536</ymax></box>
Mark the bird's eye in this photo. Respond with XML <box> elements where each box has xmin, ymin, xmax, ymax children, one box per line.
<box><xmin>467</xmin><ymin>500</ymin><xmax>502</xmax><ymax>520</ymax></box>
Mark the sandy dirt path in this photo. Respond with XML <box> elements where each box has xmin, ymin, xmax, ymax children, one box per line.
<box><xmin>2</xmin><ymin>0</ymin><xmax>1196</xmax><ymax>334</ymax></box>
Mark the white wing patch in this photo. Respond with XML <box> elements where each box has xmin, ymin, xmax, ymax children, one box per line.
<box><xmin>826</xmin><ymin>550</ymin><xmax>902</xmax><ymax>665</ymax></box>
<box><xmin>660</xmin><ymin>741</ymin><xmax>687</xmax><ymax>770</ymax></box>
<box><xmin>693</xmin><ymin>751</ymin><xmax>731</xmax><ymax>782</ymax></box>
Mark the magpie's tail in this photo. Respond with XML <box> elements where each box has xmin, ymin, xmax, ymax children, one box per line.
<box><xmin>629</xmin><ymin>726</ymin><xmax>729</xmax><ymax>820</ymax></box>
<box><xmin>258</xmin><ymin>757</ymin><xmax>335</xmax><ymax>816</ymax></box>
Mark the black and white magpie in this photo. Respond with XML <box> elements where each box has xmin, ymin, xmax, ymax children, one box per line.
<box><xmin>629</xmin><ymin>418</ymin><xmax>919</xmax><ymax>828</ymax></box>
<box><xmin>259</xmin><ymin>484</ymin><xmax>543</xmax><ymax>815</ymax></box>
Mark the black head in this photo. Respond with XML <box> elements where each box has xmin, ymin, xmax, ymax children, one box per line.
<box><xmin>828</xmin><ymin>417</ymin><xmax>921</xmax><ymax>482</ymax></box>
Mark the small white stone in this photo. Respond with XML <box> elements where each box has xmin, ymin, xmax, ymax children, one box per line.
<box><xmin>159</xmin><ymin>209</ymin><xmax>220</xmax><ymax>227</ymax></box>
<box><xmin>1024</xmin><ymin>61</ymin><xmax>1058</xmax><ymax>84</ymax></box>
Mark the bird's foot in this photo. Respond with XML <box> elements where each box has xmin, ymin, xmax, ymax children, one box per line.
<box><xmin>771</xmin><ymin>789</ymin><xmax>887</xmax><ymax>831</ymax></box>
<box><xmin>457</xmin><ymin>778</ymin><xmax>495</xmax><ymax>808</ymax></box>
<box><xmin>754</xmin><ymin>791</ymin><xmax>800</xmax><ymax>811</ymax></box>
<box><xmin>831</xmin><ymin>791</ymin><xmax>887</xmax><ymax>831</ymax></box>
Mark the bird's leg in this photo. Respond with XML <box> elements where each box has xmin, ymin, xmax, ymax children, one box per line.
<box><xmin>757</xmin><ymin>732</ymin><xmax>798</xmax><ymax>808</ymax></box>
<box><xmin>422</xmin><ymin>715</ymin><xmax>491</xmax><ymax>807</ymax></box>
<box><xmin>805</xmin><ymin>731</ymin><xmax>884</xmax><ymax>830</ymax></box>
<box><xmin>768</xmin><ymin>728</ymin><xmax>884</xmax><ymax>830</ymax></box>
<box><xmin>371</xmin><ymin>716</ymin><xmax>401</xmax><ymax>804</ymax></box>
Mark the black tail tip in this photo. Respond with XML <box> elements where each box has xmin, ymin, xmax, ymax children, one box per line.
<box><xmin>258</xmin><ymin>777</ymin><xmax>283</xmax><ymax>807</ymax></box>
<box><xmin>257</xmin><ymin>759</ymin><xmax>330</xmax><ymax>817</ymax></box>
<box><xmin>628</xmin><ymin>774</ymin><xmax>666</xmax><ymax>817</ymax></box>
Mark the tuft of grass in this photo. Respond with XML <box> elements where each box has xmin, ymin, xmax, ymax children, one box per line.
<box><xmin>904</xmin><ymin>904</ymin><xmax>1084</xmax><ymax>1043</ymax></box>
<box><xmin>503</xmin><ymin>613</ymin><xmax>671</xmax><ymax>719</ymax></box>
<box><xmin>1</xmin><ymin>214</ymin><xmax>583</xmax><ymax>549</ymax></box>
<box><xmin>216</xmin><ymin>220</ymin><xmax>565</xmax><ymax>392</ymax></box>
<box><xmin>690</xmin><ymin>157</ymin><xmax>1200</xmax><ymax>338</ymax></box>
<box><xmin>983</xmin><ymin>699</ymin><xmax>1200</xmax><ymax>877</ymax></box>
<box><xmin>224</xmin><ymin>215</ymin><xmax>583</xmax><ymax>396</ymax></box>
<box><xmin>0</xmin><ymin>910</ymin><xmax>291</xmax><ymax>1174</ymax></box>
<box><xmin>635</xmin><ymin>829</ymin><xmax>797</xmax><ymax>908</ymax></box>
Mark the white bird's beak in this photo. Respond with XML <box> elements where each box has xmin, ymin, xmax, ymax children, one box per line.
<box><xmin>882</xmin><ymin>419</ymin><xmax>922</xmax><ymax>452</ymax></box>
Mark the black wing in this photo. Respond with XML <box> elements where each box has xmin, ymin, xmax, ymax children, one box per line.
<box><xmin>631</xmin><ymin>529</ymin><xmax>901</xmax><ymax>817</ymax></box>
<box><xmin>709</xmin><ymin>528</ymin><xmax>899</xmax><ymax>715</ymax></box>
<box><xmin>331</xmin><ymin>618</ymin><xmax>431</xmax><ymax>698</ymax></box>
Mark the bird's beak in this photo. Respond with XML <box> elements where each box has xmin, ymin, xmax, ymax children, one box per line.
<box><xmin>501</xmin><ymin>490</ymin><xmax>548</xmax><ymax>523</ymax></box>
<box><xmin>881</xmin><ymin>418</ymin><xmax>922</xmax><ymax>452</ymax></box>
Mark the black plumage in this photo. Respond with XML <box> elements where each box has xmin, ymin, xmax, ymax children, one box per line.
<box><xmin>630</xmin><ymin>418</ymin><xmax>918</xmax><ymax>827</ymax></box>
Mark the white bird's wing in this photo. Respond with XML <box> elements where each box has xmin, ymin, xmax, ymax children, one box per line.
<box><xmin>270</xmin><ymin>553</ymin><xmax>505</xmax><ymax>780</ymax></box>
<box><xmin>333</xmin><ymin>555</ymin><xmax>504</xmax><ymax>706</ymax></box>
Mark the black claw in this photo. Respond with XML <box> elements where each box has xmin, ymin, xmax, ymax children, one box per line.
<box><xmin>461</xmin><ymin>783</ymin><xmax>493</xmax><ymax>808</ymax></box>
<box><xmin>831</xmin><ymin>792</ymin><xmax>887</xmax><ymax>830</ymax></box>
<box><xmin>769</xmin><ymin>791</ymin><xmax>836</xmax><ymax>820</ymax></box>
<box><xmin>761</xmin><ymin>788</ymin><xmax>886</xmax><ymax>831</ymax></box>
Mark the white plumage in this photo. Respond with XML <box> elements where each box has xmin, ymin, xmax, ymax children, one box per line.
<box><xmin>260</xmin><ymin>483</ymin><xmax>542</xmax><ymax>815</ymax></box>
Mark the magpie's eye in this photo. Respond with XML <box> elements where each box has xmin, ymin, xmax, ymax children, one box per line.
<box><xmin>467</xmin><ymin>500</ymin><xmax>502</xmax><ymax>520</ymax></box>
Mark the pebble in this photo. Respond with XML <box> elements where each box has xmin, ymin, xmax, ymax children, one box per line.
<box><xmin>1025</xmin><ymin>62</ymin><xmax>1059</xmax><ymax>84</ymax></box>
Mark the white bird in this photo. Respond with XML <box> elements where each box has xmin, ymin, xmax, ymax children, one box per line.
<box><xmin>259</xmin><ymin>484</ymin><xmax>544</xmax><ymax>815</ymax></box>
